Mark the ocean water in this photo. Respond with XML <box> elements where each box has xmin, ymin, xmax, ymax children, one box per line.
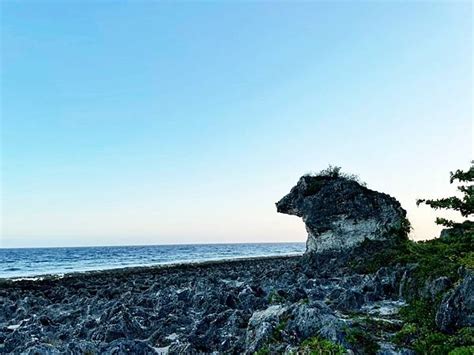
<box><xmin>0</xmin><ymin>242</ymin><xmax>305</xmax><ymax>279</ymax></box>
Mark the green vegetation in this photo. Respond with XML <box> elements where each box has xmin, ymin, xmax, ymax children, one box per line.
<box><xmin>298</xmin><ymin>336</ymin><xmax>346</xmax><ymax>355</ymax></box>
<box><xmin>354</xmin><ymin>163</ymin><xmax>474</xmax><ymax>354</ymax></box>
<box><xmin>306</xmin><ymin>165</ymin><xmax>366</xmax><ymax>185</ymax></box>
<box><xmin>417</xmin><ymin>162</ymin><xmax>473</xmax><ymax>233</ymax></box>
<box><xmin>268</xmin><ymin>290</ymin><xmax>286</xmax><ymax>304</ymax></box>
<box><xmin>391</xmin><ymin>292</ymin><xmax>474</xmax><ymax>354</ymax></box>
<box><xmin>254</xmin><ymin>345</ymin><xmax>270</xmax><ymax>355</ymax></box>
<box><xmin>256</xmin><ymin>318</ymin><xmax>347</xmax><ymax>354</ymax></box>
<box><xmin>255</xmin><ymin>317</ymin><xmax>290</xmax><ymax>353</ymax></box>
<box><xmin>355</xmin><ymin>222</ymin><xmax>472</xmax><ymax>353</ymax></box>
<box><xmin>344</xmin><ymin>326</ymin><xmax>380</xmax><ymax>354</ymax></box>
<box><xmin>303</xmin><ymin>165</ymin><xmax>367</xmax><ymax>196</ymax></box>
<box><xmin>260</xmin><ymin>164</ymin><xmax>474</xmax><ymax>354</ymax></box>
<box><xmin>353</xmin><ymin>316</ymin><xmax>402</xmax><ymax>335</ymax></box>
<box><xmin>271</xmin><ymin>319</ymin><xmax>288</xmax><ymax>342</ymax></box>
<box><xmin>353</xmin><ymin>232</ymin><xmax>473</xmax><ymax>283</ymax></box>
<box><xmin>449</xmin><ymin>346</ymin><xmax>474</xmax><ymax>355</ymax></box>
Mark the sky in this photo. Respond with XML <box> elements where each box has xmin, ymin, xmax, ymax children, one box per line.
<box><xmin>1</xmin><ymin>1</ymin><xmax>472</xmax><ymax>248</ymax></box>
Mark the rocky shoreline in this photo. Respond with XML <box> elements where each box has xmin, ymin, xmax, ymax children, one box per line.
<box><xmin>1</xmin><ymin>241</ymin><xmax>472</xmax><ymax>354</ymax></box>
<box><xmin>2</xmin><ymin>170</ymin><xmax>472</xmax><ymax>354</ymax></box>
<box><xmin>1</xmin><ymin>254</ymin><xmax>415</xmax><ymax>354</ymax></box>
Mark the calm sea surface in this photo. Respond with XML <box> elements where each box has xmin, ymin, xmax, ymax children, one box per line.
<box><xmin>0</xmin><ymin>242</ymin><xmax>305</xmax><ymax>279</ymax></box>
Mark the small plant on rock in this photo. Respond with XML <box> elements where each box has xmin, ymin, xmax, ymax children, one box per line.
<box><xmin>298</xmin><ymin>336</ymin><xmax>346</xmax><ymax>355</ymax></box>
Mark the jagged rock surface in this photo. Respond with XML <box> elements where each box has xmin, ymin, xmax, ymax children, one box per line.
<box><xmin>276</xmin><ymin>175</ymin><xmax>407</xmax><ymax>253</ymax></box>
<box><xmin>0</xmin><ymin>256</ymin><xmax>413</xmax><ymax>354</ymax></box>
<box><xmin>1</xmin><ymin>173</ymin><xmax>470</xmax><ymax>354</ymax></box>
<box><xmin>436</xmin><ymin>269</ymin><xmax>474</xmax><ymax>333</ymax></box>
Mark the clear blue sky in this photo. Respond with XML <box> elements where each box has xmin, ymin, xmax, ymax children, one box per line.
<box><xmin>1</xmin><ymin>1</ymin><xmax>472</xmax><ymax>248</ymax></box>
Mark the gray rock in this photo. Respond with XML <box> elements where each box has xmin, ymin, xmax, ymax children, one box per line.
<box><xmin>68</xmin><ymin>341</ymin><xmax>99</xmax><ymax>355</ymax></box>
<box><xmin>377</xmin><ymin>342</ymin><xmax>415</xmax><ymax>355</ymax></box>
<box><xmin>436</xmin><ymin>270</ymin><xmax>474</xmax><ymax>333</ymax></box>
<box><xmin>101</xmin><ymin>339</ymin><xmax>157</xmax><ymax>354</ymax></box>
<box><xmin>25</xmin><ymin>343</ymin><xmax>63</xmax><ymax>355</ymax></box>
<box><xmin>423</xmin><ymin>276</ymin><xmax>451</xmax><ymax>301</ymax></box>
<box><xmin>333</xmin><ymin>289</ymin><xmax>365</xmax><ymax>312</ymax></box>
<box><xmin>276</xmin><ymin>175</ymin><xmax>407</xmax><ymax>253</ymax></box>
<box><xmin>0</xmin><ymin>253</ymin><xmax>444</xmax><ymax>354</ymax></box>
<box><xmin>286</xmin><ymin>302</ymin><xmax>345</xmax><ymax>343</ymax></box>
<box><xmin>245</xmin><ymin>305</ymin><xmax>289</xmax><ymax>353</ymax></box>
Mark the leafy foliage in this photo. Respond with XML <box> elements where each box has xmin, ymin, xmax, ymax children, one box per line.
<box><xmin>271</xmin><ymin>319</ymin><xmax>288</xmax><ymax>342</ymax></box>
<box><xmin>394</xmin><ymin>299</ymin><xmax>474</xmax><ymax>354</ymax></box>
<box><xmin>298</xmin><ymin>336</ymin><xmax>346</xmax><ymax>355</ymax></box>
<box><xmin>449</xmin><ymin>346</ymin><xmax>474</xmax><ymax>355</ymax></box>
<box><xmin>353</xmin><ymin>225</ymin><xmax>473</xmax><ymax>287</ymax></box>
<box><xmin>302</xmin><ymin>165</ymin><xmax>368</xmax><ymax>197</ymax></box>
<box><xmin>306</xmin><ymin>165</ymin><xmax>366</xmax><ymax>186</ymax></box>
<box><xmin>344</xmin><ymin>326</ymin><xmax>380</xmax><ymax>354</ymax></box>
<box><xmin>254</xmin><ymin>345</ymin><xmax>270</xmax><ymax>355</ymax></box>
<box><xmin>417</xmin><ymin>162</ymin><xmax>473</xmax><ymax>228</ymax></box>
<box><xmin>268</xmin><ymin>290</ymin><xmax>286</xmax><ymax>304</ymax></box>
<box><xmin>352</xmin><ymin>162</ymin><xmax>474</xmax><ymax>354</ymax></box>
<box><xmin>353</xmin><ymin>217</ymin><xmax>472</xmax><ymax>352</ymax></box>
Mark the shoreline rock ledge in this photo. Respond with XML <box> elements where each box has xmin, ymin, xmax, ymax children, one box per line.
<box><xmin>276</xmin><ymin>174</ymin><xmax>407</xmax><ymax>253</ymax></box>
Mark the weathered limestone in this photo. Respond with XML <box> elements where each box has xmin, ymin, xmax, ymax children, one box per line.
<box><xmin>276</xmin><ymin>175</ymin><xmax>407</xmax><ymax>253</ymax></box>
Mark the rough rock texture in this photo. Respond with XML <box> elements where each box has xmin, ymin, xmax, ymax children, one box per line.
<box><xmin>276</xmin><ymin>175</ymin><xmax>407</xmax><ymax>253</ymax></box>
<box><xmin>1</xmin><ymin>174</ymin><xmax>470</xmax><ymax>353</ymax></box>
<box><xmin>436</xmin><ymin>269</ymin><xmax>474</xmax><ymax>333</ymax></box>
<box><xmin>0</xmin><ymin>256</ymin><xmax>413</xmax><ymax>354</ymax></box>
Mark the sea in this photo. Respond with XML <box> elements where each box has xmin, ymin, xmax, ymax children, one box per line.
<box><xmin>0</xmin><ymin>242</ymin><xmax>305</xmax><ymax>279</ymax></box>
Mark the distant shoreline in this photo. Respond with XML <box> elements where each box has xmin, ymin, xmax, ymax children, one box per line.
<box><xmin>0</xmin><ymin>241</ymin><xmax>305</xmax><ymax>250</ymax></box>
<box><xmin>0</xmin><ymin>253</ymin><xmax>303</xmax><ymax>283</ymax></box>
<box><xmin>0</xmin><ymin>242</ymin><xmax>305</xmax><ymax>279</ymax></box>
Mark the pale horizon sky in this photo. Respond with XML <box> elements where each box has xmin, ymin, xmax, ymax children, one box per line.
<box><xmin>1</xmin><ymin>1</ymin><xmax>473</xmax><ymax>248</ymax></box>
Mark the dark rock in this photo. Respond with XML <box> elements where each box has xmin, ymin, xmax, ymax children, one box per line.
<box><xmin>101</xmin><ymin>339</ymin><xmax>156</xmax><ymax>354</ymax></box>
<box><xmin>176</xmin><ymin>288</ymin><xmax>191</xmax><ymax>302</ymax></box>
<box><xmin>38</xmin><ymin>315</ymin><xmax>54</xmax><ymax>327</ymax></box>
<box><xmin>334</xmin><ymin>289</ymin><xmax>365</xmax><ymax>312</ymax></box>
<box><xmin>276</xmin><ymin>175</ymin><xmax>407</xmax><ymax>253</ymax></box>
<box><xmin>286</xmin><ymin>302</ymin><xmax>344</xmax><ymax>341</ymax></box>
<box><xmin>0</xmin><ymin>253</ymin><xmax>437</xmax><ymax>354</ymax></box>
<box><xmin>25</xmin><ymin>343</ymin><xmax>62</xmax><ymax>355</ymax></box>
<box><xmin>225</xmin><ymin>293</ymin><xmax>238</xmax><ymax>308</ymax></box>
<box><xmin>436</xmin><ymin>270</ymin><xmax>474</xmax><ymax>333</ymax></box>
<box><xmin>3</xmin><ymin>330</ymin><xmax>31</xmax><ymax>353</ymax></box>
<box><xmin>423</xmin><ymin>276</ymin><xmax>452</xmax><ymax>301</ymax></box>
<box><xmin>91</xmin><ymin>305</ymin><xmax>143</xmax><ymax>342</ymax></box>
<box><xmin>67</xmin><ymin>341</ymin><xmax>98</xmax><ymax>354</ymax></box>
<box><xmin>245</xmin><ymin>305</ymin><xmax>289</xmax><ymax>353</ymax></box>
<box><xmin>168</xmin><ymin>342</ymin><xmax>196</xmax><ymax>354</ymax></box>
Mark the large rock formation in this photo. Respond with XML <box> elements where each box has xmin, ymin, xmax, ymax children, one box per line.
<box><xmin>276</xmin><ymin>174</ymin><xmax>407</xmax><ymax>253</ymax></box>
<box><xmin>436</xmin><ymin>269</ymin><xmax>474</xmax><ymax>333</ymax></box>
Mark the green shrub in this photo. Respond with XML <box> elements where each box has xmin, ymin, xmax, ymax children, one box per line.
<box><xmin>345</xmin><ymin>327</ymin><xmax>379</xmax><ymax>354</ymax></box>
<box><xmin>398</xmin><ymin>299</ymin><xmax>436</xmax><ymax>329</ymax></box>
<box><xmin>412</xmin><ymin>331</ymin><xmax>451</xmax><ymax>354</ymax></box>
<box><xmin>299</xmin><ymin>336</ymin><xmax>346</xmax><ymax>355</ymax></box>
<box><xmin>303</xmin><ymin>165</ymin><xmax>366</xmax><ymax>197</ymax></box>
<box><xmin>394</xmin><ymin>300</ymin><xmax>474</xmax><ymax>353</ymax></box>
<box><xmin>393</xmin><ymin>323</ymin><xmax>418</xmax><ymax>345</ymax></box>
<box><xmin>355</xmin><ymin>233</ymin><xmax>473</xmax><ymax>291</ymax></box>
<box><xmin>449</xmin><ymin>346</ymin><xmax>474</xmax><ymax>355</ymax></box>
<box><xmin>271</xmin><ymin>319</ymin><xmax>288</xmax><ymax>342</ymax></box>
<box><xmin>268</xmin><ymin>290</ymin><xmax>285</xmax><ymax>304</ymax></box>
<box><xmin>460</xmin><ymin>252</ymin><xmax>474</xmax><ymax>270</ymax></box>
<box><xmin>255</xmin><ymin>345</ymin><xmax>270</xmax><ymax>355</ymax></box>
